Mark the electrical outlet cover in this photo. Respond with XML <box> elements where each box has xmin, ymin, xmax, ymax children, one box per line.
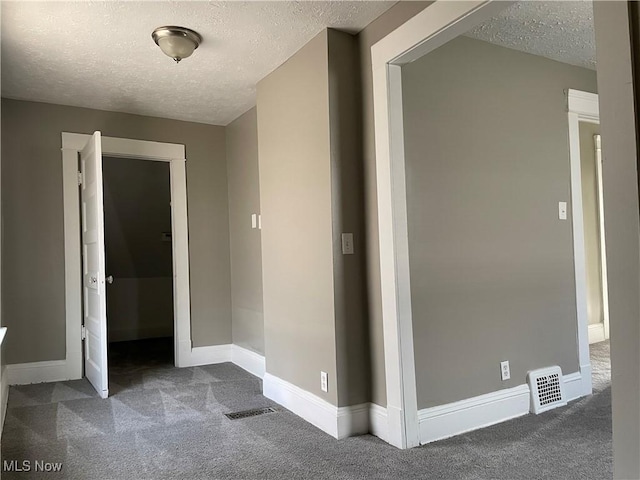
<box><xmin>500</xmin><ymin>361</ymin><xmax>511</xmax><ymax>381</ymax></box>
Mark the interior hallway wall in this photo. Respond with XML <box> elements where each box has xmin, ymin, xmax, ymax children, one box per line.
<box><xmin>103</xmin><ymin>157</ymin><xmax>173</xmax><ymax>342</ymax></box>
<box><xmin>257</xmin><ymin>29</ymin><xmax>368</xmax><ymax>407</ymax></box>
<box><xmin>258</xmin><ymin>30</ymin><xmax>337</xmax><ymax>404</ymax></box>
<box><xmin>401</xmin><ymin>36</ymin><xmax>597</xmax><ymax>408</ymax></box>
<box><xmin>226</xmin><ymin>108</ymin><xmax>264</xmax><ymax>355</ymax></box>
<box><xmin>1</xmin><ymin>99</ymin><xmax>232</xmax><ymax>364</ymax></box>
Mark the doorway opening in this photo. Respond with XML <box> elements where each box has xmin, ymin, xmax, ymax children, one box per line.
<box><xmin>102</xmin><ymin>157</ymin><xmax>175</xmax><ymax>392</ymax></box>
<box><xmin>567</xmin><ymin>91</ymin><xmax>611</xmax><ymax>392</ymax></box>
<box><xmin>577</xmin><ymin>121</ymin><xmax>610</xmax><ymax>345</ymax></box>
<box><xmin>372</xmin><ymin>0</ymin><xmax>613</xmax><ymax>450</ymax></box>
<box><xmin>61</xmin><ymin>132</ymin><xmax>192</xmax><ymax>398</ymax></box>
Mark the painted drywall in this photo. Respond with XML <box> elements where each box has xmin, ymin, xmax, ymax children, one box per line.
<box><xmin>1</xmin><ymin>98</ymin><xmax>232</xmax><ymax>364</ymax></box>
<box><xmin>357</xmin><ymin>1</ymin><xmax>431</xmax><ymax>407</ymax></box>
<box><xmin>103</xmin><ymin>156</ymin><xmax>173</xmax><ymax>342</ymax></box>
<box><xmin>579</xmin><ymin>122</ymin><xmax>604</xmax><ymax>327</ymax></box>
<box><xmin>258</xmin><ymin>30</ymin><xmax>338</xmax><ymax>404</ymax></box>
<box><xmin>594</xmin><ymin>2</ymin><xmax>640</xmax><ymax>478</ymax></box>
<box><xmin>327</xmin><ymin>29</ymin><xmax>370</xmax><ymax>407</ymax></box>
<box><xmin>257</xmin><ymin>29</ymin><xmax>368</xmax><ymax>407</ymax></box>
<box><xmin>402</xmin><ymin>36</ymin><xmax>597</xmax><ymax>409</ymax></box>
<box><xmin>226</xmin><ymin>108</ymin><xmax>264</xmax><ymax>355</ymax></box>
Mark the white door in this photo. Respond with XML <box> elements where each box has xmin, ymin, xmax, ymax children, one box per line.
<box><xmin>80</xmin><ymin>132</ymin><xmax>109</xmax><ymax>398</ymax></box>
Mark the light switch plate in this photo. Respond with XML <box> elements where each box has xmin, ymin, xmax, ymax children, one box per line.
<box><xmin>558</xmin><ymin>202</ymin><xmax>567</xmax><ymax>220</ymax></box>
<box><xmin>341</xmin><ymin>233</ymin><xmax>354</xmax><ymax>255</ymax></box>
<box><xmin>251</xmin><ymin>214</ymin><xmax>257</xmax><ymax>229</ymax></box>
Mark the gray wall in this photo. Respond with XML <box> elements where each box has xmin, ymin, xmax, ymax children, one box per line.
<box><xmin>594</xmin><ymin>2</ymin><xmax>640</xmax><ymax>477</ymax></box>
<box><xmin>579</xmin><ymin>122</ymin><xmax>604</xmax><ymax>327</ymax></box>
<box><xmin>103</xmin><ymin>157</ymin><xmax>173</xmax><ymax>342</ymax></box>
<box><xmin>357</xmin><ymin>1</ymin><xmax>431</xmax><ymax>407</ymax></box>
<box><xmin>328</xmin><ymin>30</ymin><xmax>369</xmax><ymax>407</ymax></box>
<box><xmin>226</xmin><ymin>108</ymin><xmax>264</xmax><ymax>355</ymax></box>
<box><xmin>401</xmin><ymin>36</ymin><xmax>597</xmax><ymax>408</ymax></box>
<box><xmin>258</xmin><ymin>30</ymin><xmax>338</xmax><ymax>404</ymax></box>
<box><xmin>1</xmin><ymin>98</ymin><xmax>232</xmax><ymax>364</ymax></box>
<box><xmin>257</xmin><ymin>29</ymin><xmax>368</xmax><ymax>407</ymax></box>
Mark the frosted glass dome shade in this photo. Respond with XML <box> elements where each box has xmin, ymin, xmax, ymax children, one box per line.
<box><xmin>152</xmin><ymin>26</ymin><xmax>202</xmax><ymax>63</ymax></box>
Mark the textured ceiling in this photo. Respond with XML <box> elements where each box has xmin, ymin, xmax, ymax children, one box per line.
<box><xmin>466</xmin><ymin>1</ymin><xmax>596</xmax><ymax>70</ymax></box>
<box><xmin>1</xmin><ymin>1</ymin><xmax>394</xmax><ymax>126</ymax></box>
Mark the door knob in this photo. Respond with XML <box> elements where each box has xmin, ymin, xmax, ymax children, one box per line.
<box><xmin>106</xmin><ymin>275</ymin><xmax>114</xmax><ymax>285</ymax></box>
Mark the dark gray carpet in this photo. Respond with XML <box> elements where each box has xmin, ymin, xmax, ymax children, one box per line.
<box><xmin>1</xmin><ymin>339</ymin><xmax>612</xmax><ymax>479</ymax></box>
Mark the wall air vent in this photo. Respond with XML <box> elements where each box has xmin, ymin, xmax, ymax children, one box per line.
<box><xmin>527</xmin><ymin>366</ymin><xmax>567</xmax><ymax>414</ymax></box>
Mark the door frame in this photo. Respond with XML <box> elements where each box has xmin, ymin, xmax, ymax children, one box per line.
<box><xmin>61</xmin><ymin>133</ymin><xmax>192</xmax><ymax>378</ymax></box>
<box><xmin>370</xmin><ymin>0</ymin><xmax>594</xmax><ymax>449</ymax></box>
<box><xmin>567</xmin><ymin>90</ymin><xmax>610</xmax><ymax>346</ymax></box>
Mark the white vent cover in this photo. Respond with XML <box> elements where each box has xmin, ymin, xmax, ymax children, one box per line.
<box><xmin>527</xmin><ymin>366</ymin><xmax>567</xmax><ymax>414</ymax></box>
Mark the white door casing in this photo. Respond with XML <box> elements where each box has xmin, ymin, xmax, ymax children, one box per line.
<box><xmin>61</xmin><ymin>133</ymin><xmax>191</xmax><ymax>383</ymax></box>
<box><xmin>594</xmin><ymin>134</ymin><xmax>610</xmax><ymax>341</ymax></box>
<box><xmin>80</xmin><ymin>132</ymin><xmax>109</xmax><ymax>398</ymax></box>
<box><xmin>567</xmin><ymin>90</ymin><xmax>608</xmax><ymax>353</ymax></box>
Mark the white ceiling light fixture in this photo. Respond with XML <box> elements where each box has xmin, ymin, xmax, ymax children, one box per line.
<box><xmin>152</xmin><ymin>26</ymin><xmax>202</xmax><ymax>63</ymax></box>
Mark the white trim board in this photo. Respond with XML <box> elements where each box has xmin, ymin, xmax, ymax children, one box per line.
<box><xmin>566</xmin><ymin>89</ymin><xmax>601</xmax><ymax>396</ymax></box>
<box><xmin>418</xmin><ymin>371</ymin><xmax>586</xmax><ymax>444</ymax></box>
<box><xmin>61</xmin><ymin>133</ymin><xmax>192</xmax><ymax>375</ymax></box>
<box><xmin>6</xmin><ymin>344</ymin><xmax>267</xmax><ymax>384</ymax></box>
<box><xmin>181</xmin><ymin>344</ymin><xmax>233</xmax><ymax>367</ymax></box>
<box><xmin>6</xmin><ymin>360</ymin><xmax>70</xmax><ymax>385</ymax></box>
<box><xmin>263</xmin><ymin>373</ymin><xmax>369</xmax><ymax>440</ymax></box>
<box><xmin>370</xmin><ymin>0</ymin><xmax>591</xmax><ymax>449</ymax></box>
<box><xmin>419</xmin><ymin>384</ymin><xmax>530</xmax><ymax>444</ymax></box>
<box><xmin>164</xmin><ymin>343</ymin><xmax>266</xmax><ymax>378</ymax></box>
<box><xmin>588</xmin><ymin>323</ymin><xmax>607</xmax><ymax>344</ymax></box>
<box><xmin>369</xmin><ymin>403</ymin><xmax>389</xmax><ymax>443</ymax></box>
<box><xmin>231</xmin><ymin>345</ymin><xmax>266</xmax><ymax>379</ymax></box>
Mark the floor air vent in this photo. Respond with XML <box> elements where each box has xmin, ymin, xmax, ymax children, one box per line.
<box><xmin>225</xmin><ymin>407</ymin><xmax>277</xmax><ymax>420</ymax></box>
<box><xmin>527</xmin><ymin>366</ymin><xmax>567</xmax><ymax>414</ymax></box>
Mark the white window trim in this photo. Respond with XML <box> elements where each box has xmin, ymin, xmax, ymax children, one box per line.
<box><xmin>60</xmin><ymin>133</ymin><xmax>192</xmax><ymax>379</ymax></box>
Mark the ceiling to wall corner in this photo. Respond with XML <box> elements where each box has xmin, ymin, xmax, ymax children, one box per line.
<box><xmin>465</xmin><ymin>1</ymin><xmax>596</xmax><ymax>70</ymax></box>
<box><xmin>1</xmin><ymin>1</ymin><xmax>394</xmax><ymax>126</ymax></box>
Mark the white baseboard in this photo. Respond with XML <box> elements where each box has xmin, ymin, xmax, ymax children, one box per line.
<box><xmin>179</xmin><ymin>344</ymin><xmax>267</xmax><ymax>379</ymax></box>
<box><xmin>7</xmin><ymin>360</ymin><xmax>70</xmax><ymax>385</ymax></box>
<box><xmin>564</xmin><ymin>370</ymin><xmax>590</xmax><ymax>400</ymax></box>
<box><xmin>231</xmin><ymin>345</ymin><xmax>265</xmax><ymax>379</ymax></box>
<box><xmin>337</xmin><ymin>403</ymin><xmax>370</xmax><ymax>439</ymax></box>
<box><xmin>417</xmin><ymin>370</ymin><xmax>588</xmax><ymax>445</ymax></box>
<box><xmin>263</xmin><ymin>372</ymin><xmax>368</xmax><ymax>439</ymax></box>
<box><xmin>369</xmin><ymin>403</ymin><xmax>388</xmax><ymax>442</ymax></box>
<box><xmin>6</xmin><ymin>343</ymin><xmax>266</xmax><ymax>385</ymax></box>
<box><xmin>181</xmin><ymin>344</ymin><xmax>233</xmax><ymax>367</ymax></box>
<box><xmin>418</xmin><ymin>384</ymin><xmax>531</xmax><ymax>444</ymax></box>
<box><xmin>588</xmin><ymin>323</ymin><xmax>606</xmax><ymax>344</ymax></box>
